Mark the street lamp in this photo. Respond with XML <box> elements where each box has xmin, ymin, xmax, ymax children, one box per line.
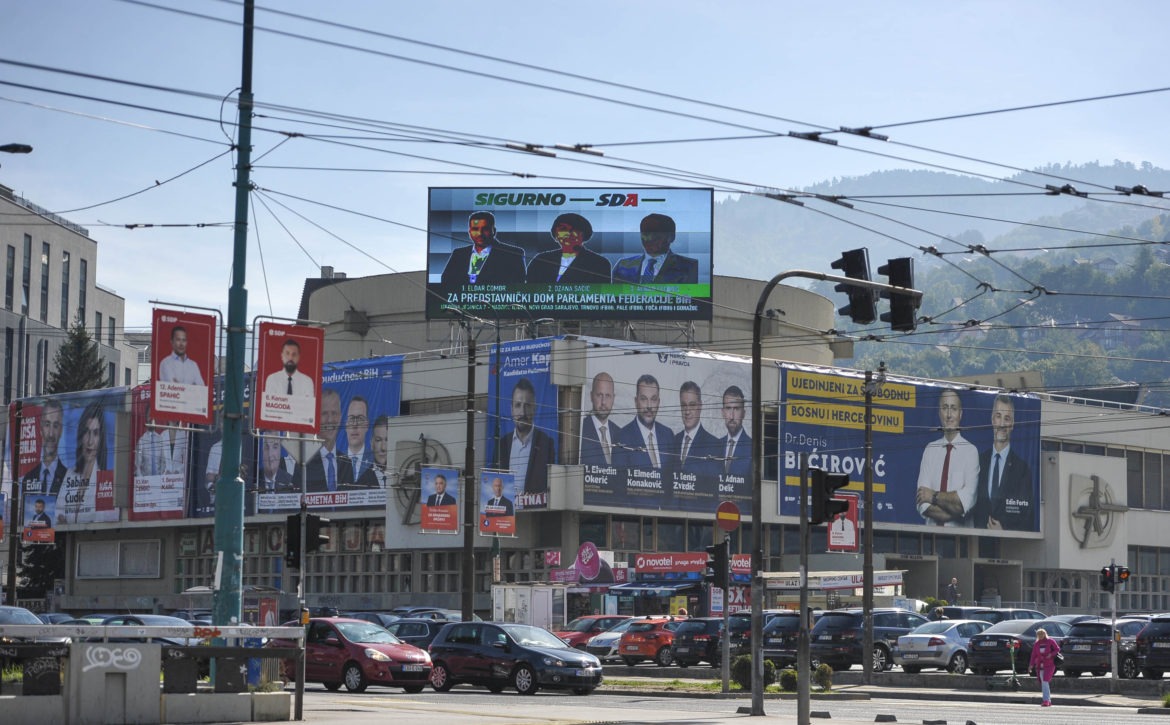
<box><xmin>751</xmin><ymin>270</ymin><xmax>921</xmax><ymax>718</ymax></box>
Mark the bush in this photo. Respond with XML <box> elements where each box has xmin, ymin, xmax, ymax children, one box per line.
<box><xmin>1162</xmin><ymin>692</ymin><xmax>1170</xmax><ymax>708</ymax></box>
<box><xmin>778</xmin><ymin>668</ymin><xmax>798</xmax><ymax>692</ymax></box>
<box><xmin>813</xmin><ymin>663</ymin><xmax>833</xmax><ymax>691</ymax></box>
<box><xmin>731</xmin><ymin>655</ymin><xmax>776</xmax><ymax>690</ymax></box>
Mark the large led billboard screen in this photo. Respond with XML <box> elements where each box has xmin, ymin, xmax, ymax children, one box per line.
<box><xmin>426</xmin><ymin>187</ymin><xmax>713</xmax><ymax>321</ymax></box>
<box><xmin>778</xmin><ymin>365</ymin><xmax>1042</xmax><ymax>535</ymax></box>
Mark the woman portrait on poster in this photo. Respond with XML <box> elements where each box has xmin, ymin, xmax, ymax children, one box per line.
<box><xmin>58</xmin><ymin>401</ymin><xmax>108</xmax><ymax>525</ymax></box>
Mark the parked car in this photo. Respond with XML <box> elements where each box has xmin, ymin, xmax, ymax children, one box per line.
<box><xmin>983</xmin><ymin>608</ymin><xmax>1048</xmax><ymax>623</ymax></box>
<box><xmin>618</xmin><ymin>616</ymin><xmax>686</xmax><ymax>667</ymax></box>
<box><xmin>966</xmin><ymin>618</ymin><xmax>1071</xmax><ymax>675</ymax></box>
<box><xmin>930</xmin><ymin>606</ymin><xmax>996</xmax><ymax>621</ymax></box>
<box><xmin>672</xmin><ymin>616</ymin><xmax>751</xmax><ymax>667</ymax></box>
<box><xmin>169</xmin><ymin>609</ymin><xmax>213</xmax><ymax>622</ymax></box>
<box><xmin>893</xmin><ymin>619</ymin><xmax>990</xmax><ymax>674</ymax></box>
<box><xmin>384</xmin><ymin>618</ymin><xmax>448</xmax><ymax>650</ymax></box>
<box><xmin>389</xmin><ymin>606</ymin><xmax>481</xmax><ymax>622</ymax></box>
<box><xmin>269</xmin><ymin>617</ymin><xmax>431</xmax><ymax>693</ymax></box>
<box><xmin>37</xmin><ymin>612</ymin><xmax>74</xmax><ymax>625</ymax></box>
<box><xmin>584</xmin><ymin>617</ymin><xmax>641</xmax><ymax>662</ymax></box>
<box><xmin>554</xmin><ymin>615</ymin><xmax>631</xmax><ymax>649</ymax></box>
<box><xmin>96</xmin><ymin>614</ymin><xmax>204</xmax><ymax>647</ymax></box>
<box><xmin>345</xmin><ymin>611</ymin><xmax>401</xmax><ymax>628</ymax></box>
<box><xmin>762</xmin><ymin>610</ymin><xmax>824</xmax><ymax>669</ymax></box>
<box><xmin>1061</xmin><ymin>617</ymin><xmax>1147</xmax><ymax>679</ymax></box>
<box><xmin>1135</xmin><ymin>613</ymin><xmax>1170</xmax><ymax>679</ymax></box>
<box><xmin>809</xmin><ymin>608</ymin><xmax>929</xmax><ymax>672</ymax></box>
<box><xmin>1043</xmin><ymin>613</ymin><xmax>1098</xmax><ymax>625</ymax></box>
<box><xmin>428</xmin><ymin>621</ymin><xmax>602</xmax><ymax>695</ymax></box>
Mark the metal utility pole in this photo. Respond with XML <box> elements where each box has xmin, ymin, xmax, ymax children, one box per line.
<box><xmin>797</xmin><ymin>454</ymin><xmax>810</xmax><ymax>725</ymax></box>
<box><xmin>5</xmin><ymin>403</ymin><xmax>22</xmax><ymax>605</ymax></box>
<box><xmin>861</xmin><ymin>365</ymin><xmax>884</xmax><ymax>685</ymax></box>
<box><xmin>212</xmin><ymin>0</ymin><xmax>254</xmax><ymax>626</ymax></box>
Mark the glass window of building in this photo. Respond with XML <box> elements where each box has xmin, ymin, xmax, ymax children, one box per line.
<box><xmin>60</xmin><ymin>250</ymin><xmax>70</xmax><ymax>328</ymax></box>
<box><xmin>22</xmin><ymin>234</ymin><xmax>31</xmax><ymax>315</ymax></box>
<box><xmin>4</xmin><ymin>245</ymin><xmax>13</xmax><ymax>309</ymax></box>
<box><xmin>78</xmin><ymin>258</ymin><xmax>87</xmax><ymax>324</ymax></box>
<box><xmin>40</xmin><ymin>242</ymin><xmax>50</xmax><ymax>322</ymax></box>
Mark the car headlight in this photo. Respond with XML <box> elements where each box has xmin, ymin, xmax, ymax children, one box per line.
<box><xmin>364</xmin><ymin>648</ymin><xmax>391</xmax><ymax>662</ymax></box>
<box><xmin>542</xmin><ymin>656</ymin><xmax>565</xmax><ymax>667</ymax></box>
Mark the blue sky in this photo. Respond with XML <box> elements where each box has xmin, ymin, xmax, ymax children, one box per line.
<box><xmin>4</xmin><ymin>0</ymin><xmax>1169</xmax><ymax>331</ymax></box>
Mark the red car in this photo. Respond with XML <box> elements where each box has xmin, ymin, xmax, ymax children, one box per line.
<box><xmin>555</xmin><ymin>615</ymin><xmax>631</xmax><ymax>649</ymax></box>
<box><xmin>269</xmin><ymin>617</ymin><xmax>432</xmax><ymax>693</ymax></box>
<box><xmin>619</xmin><ymin>616</ymin><xmax>686</xmax><ymax>666</ymax></box>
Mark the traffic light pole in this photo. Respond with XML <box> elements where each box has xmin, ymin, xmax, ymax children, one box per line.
<box><xmin>752</xmin><ymin>270</ymin><xmax>921</xmax><ymax>713</ymax></box>
<box><xmin>721</xmin><ymin>533</ymin><xmax>730</xmax><ymax>694</ymax></box>
<box><xmin>1110</xmin><ymin>559</ymin><xmax>1118</xmax><ymax>694</ymax></box>
<box><xmin>797</xmin><ymin>454</ymin><xmax>810</xmax><ymax>725</ymax></box>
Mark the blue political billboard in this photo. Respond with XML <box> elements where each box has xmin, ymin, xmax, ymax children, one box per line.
<box><xmin>427</xmin><ymin>187</ymin><xmax>714</xmax><ymax>321</ymax></box>
<box><xmin>485</xmin><ymin>339</ymin><xmax>557</xmax><ymax>510</ymax></box>
<box><xmin>778</xmin><ymin>365</ymin><xmax>1041</xmax><ymax>534</ymax></box>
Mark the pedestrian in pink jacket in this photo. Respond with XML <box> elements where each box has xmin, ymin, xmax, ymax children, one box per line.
<box><xmin>1028</xmin><ymin>628</ymin><xmax>1061</xmax><ymax>706</ymax></box>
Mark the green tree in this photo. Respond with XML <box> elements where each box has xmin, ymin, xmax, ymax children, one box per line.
<box><xmin>47</xmin><ymin>316</ymin><xmax>107</xmax><ymax>393</ymax></box>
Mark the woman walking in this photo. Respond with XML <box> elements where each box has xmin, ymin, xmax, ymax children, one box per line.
<box><xmin>1028</xmin><ymin>628</ymin><xmax>1062</xmax><ymax>706</ymax></box>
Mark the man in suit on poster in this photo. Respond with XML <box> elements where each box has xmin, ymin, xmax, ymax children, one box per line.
<box><xmin>427</xmin><ymin>473</ymin><xmax>456</xmax><ymax>507</ymax></box>
<box><xmin>500</xmin><ymin>377</ymin><xmax>555</xmax><ymax>496</ymax></box>
<box><xmin>916</xmin><ymin>389</ymin><xmax>979</xmax><ymax>527</ymax></box>
<box><xmin>611</xmin><ymin>213</ymin><xmax>699</xmax><ymax>285</ymax></box>
<box><xmin>263</xmin><ymin>338</ymin><xmax>315</xmax><ymax>398</ymax></box>
<box><xmin>305</xmin><ymin>389</ymin><xmax>355</xmax><ymax>492</ymax></box>
<box><xmin>440</xmin><ymin>211</ymin><xmax>527</xmax><ymax>289</ymax></box>
<box><xmin>483</xmin><ymin>476</ymin><xmax>515</xmax><ymax>517</ymax></box>
<box><xmin>718</xmin><ymin>385</ymin><xmax>752</xmax><ymax>479</ymax></box>
<box><xmin>158</xmin><ymin>325</ymin><xmax>205</xmax><ymax>385</ymax></box>
<box><xmin>22</xmin><ymin>398</ymin><xmax>68</xmax><ymax>496</ymax></box>
<box><xmin>674</xmin><ymin>381</ymin><xmax>722</xmax><ymax>482</ymax></box>
<box><xmin>357</xmin><ymin>416</ymin><xmax>393</xmax><ymax>488</ymax></box>
<box><xmin>580</xmin><ymin>372</ymin><xmax>619</xmax><ymax>467</ymax></box>
<box><xmin>344</xmin><ymin>396</ymin><xmax>374</xmax><ymax>481</ymax></box>
<box><xmin>616</xmin><ymin>374</ymin><xmax>676</xmax><ymax>472</ymax></box>
<box><xmin>969</xmin><ymin>394</ymin><xmax>1036</xmax><ymax>531</ymax></box>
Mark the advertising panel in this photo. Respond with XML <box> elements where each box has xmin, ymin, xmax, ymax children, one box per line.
<box><xmin>130</xmin><ymin>384</ymin><xmax>189</xmax><ymax>520</ymax></box>
<box><xmin>420</xmin><ymin>465</ymin><xmax>460</xmax><ymax>533</ymax></box>
<box><xmin>151</xmin><ymin>308</ymin><xmax>216</xmax><ymax>425</ymax></box>
<box><xmin>427</xmin><ymin>187</ymin><xmax>714</xmax><ymax>321</ymax></box>
<box><xmin>253</xmin><ymin>322</ymin><xmax>324</xmax><ymax>435</ymax></box>
<box><xmin>486</xmin><ymin>339</ymin><xmax>557</xmax><ymax>510</ymax></box>
<box><xmin>581</xmin><ymin>346</ymin><xmax>752</xmax><ymax>513</ymax></box>
<box><xmin>15</xmin><ymin>390</ymin><xmax>121</xmax><ymax>526</ymax></box>
<box><xmin>22</xmin><ymin>492</ymin><xmax>54</xmax><ymax>543</ymax></box>
<box><xmin>478</xmin><ymin>469</ymin><xmax>517</xmax><ymax>536</ymax></box>
<box><xmin>778</xmin><ymin>365</ymin><xmax>1042</xmax><ymax>535</ymax></box>
<box><xmin>254</xmin><ymin>356</ymin><xmax>404</xmax><ymax>514</ymax></box>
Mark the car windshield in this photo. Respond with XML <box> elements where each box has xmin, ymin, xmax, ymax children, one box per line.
<box><xmin>909</xmin><ymin>621</ymin><xmax>953</xmax><ymax>635</ymax></box>
<box><xmin>627</xmin><ymin>622</ymin><xmax>661</xmax><ymax>633</ymax></box>
<box><xmin>600</xmin><ymin>619</ymin><xmax>636</xmax><ymax>635</ymax></box>
<box><xmin>763</xmin><ymin>617</ymin><xmax>799</xmax><ymax>633</ymax></box>
<box><xmin>0</xmin><ymin>608</ymin><xmax>43</xmax><ymax>625</ymax></box>
<box><xmin>676</xmin><ymin>621</ymin><xmax>711</xmax><ymax>634</ymax></box>
<box><xmin>982</xmin><ymin>620</ymin><xmax>1034</xmax><ymax>635</ymax></box>
<box><xmin>501</xmin><ymin>624</ymin><xmax>569</xmax><ymax>649</ymax></box>
<box><xmin>336</xmin><ymin>622</ymin><xmax>401</xmax><ymax>644</ymax></box>
<box><xmin>1068</xmin><ymin>622</ymin><xmax>1111</xmax><ymax>637</ymax></box>
<box><xmin>564</xmin><ymin>618</ymin><xmax>600</xmax><ymax>632</ymax></box>
<box><xmin>729</xmin><ymin>618</ymin><xmax>751</xmax><ymax>633</ymax></box>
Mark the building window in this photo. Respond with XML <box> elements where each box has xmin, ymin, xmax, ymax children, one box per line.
<box><xmin>3</xmin><ymin>327</ymin><xmax>12</xmax><ymax>405</ymax></box>
<box><xmin>125</xmin><ymin>368</ymin><xmax>131</xmax><ymax>386</ymax></box>
<box><xmin>4</xmin><ymin>245</ymin><xmax>13</xmax><ymax>309</ymax></box>
<box><xmin>22</xmin><ymin>234</ymin><xmax>31</xmax><ymax>315</ymax></box>
<box><xmin>95</xmin><ymin>311</ymin><xmax>102</xmax><ymax>338</ymax></box>
<box><xmin>60</xmin><ymin>251</ymin><xmax>71</xmax><ymax>328</ymax></box>
<box><xmin>76</xmin><ymin>539</ymin><xmax>161</xmax><ymax>578</ymax></box>
<box><xmin>108</xmin><ymin>361</ymin><xmax>116</xmax><ymax>387</ymax></box>
<box><xmin>40</xmin><ymin>242</ymin><xmax>50</xmax><ymax>323</ymax></box>
<box><xmin>108</xmin><ymin>316</ymin><xmax>115</xmax><ymax>347</ymax></box>
<box><xmin>78</xmin><ymin>258</ymin><xmax>87</xmax><ymax>327</ymax></box>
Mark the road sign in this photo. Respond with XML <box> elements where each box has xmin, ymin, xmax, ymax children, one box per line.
<box><xmin>716</xmin><ymin>501</ymin><xmax>741</xmax><ymax>532</ymax></box>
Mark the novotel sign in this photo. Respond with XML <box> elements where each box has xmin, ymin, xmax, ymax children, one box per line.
<box><xmin>634</xmin><ymin>552</ymin><xmax>708</xmax><ymax>573</ymax></box>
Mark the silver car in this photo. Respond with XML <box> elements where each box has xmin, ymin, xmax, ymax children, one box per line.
<box><xmin>893</xmin><ymin>619</ymin><xmax>990</xmax><ymax>674</ymax></box>
<box><xmin>584</xmin><ymin>618</ymin><xmax>640</xmax><ymax>663</ymax></box>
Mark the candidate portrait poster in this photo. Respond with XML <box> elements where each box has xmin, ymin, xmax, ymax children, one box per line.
<box><xmin>151</xmin><ymin>308</ymin><xmax>216</xmax><ymax>425</ymax></box>
<box><xmin>129</xmin><ymin>384</ymin><xmax>189</xmax><ymax>521</ymax></box>
<box><xmin>580</xmin><ymin>345</ymin><xmax>752</xmax><ymax>514</ymax></box>
<box><xmin>253</xmin><ymin>322</ymin><xmax>324</xmax><ymax>435</ymax></box>
<box><xmin>478</xmin><ymin>469</ymin><xmax>516</xmax><ymax>537</ymax></box>
<box><xmin>778</xmin><ymin>365</ymin><xmax>1042</xmax><ymax>536</ymax></box>
<box><xmin>485</xmin><ymin>339</ymin><xmax>556</xmax><ymax>511</ymax></box>
<box><xmin>16</xmin><ymin>390</ymin><xmax>121</xmax><ymax>526</ymax></box>
<box><xmin>426</xmin><ymin>187</ymin><xmax>714</xmax><ymax>321</ymax></box>
<box><xmin>22</xmin><ymin>492</ymin><xmax>55</xmax><ymax>543</ymax></box>
<box><xmin>420</xmin><ymin>465</ymin><xmax>460</xmax><ymax>533</ymax></box>
<box><xmin>190</xmin><ymin>374</ymin><xmax>255</xmax><ymax>519</ymax></box>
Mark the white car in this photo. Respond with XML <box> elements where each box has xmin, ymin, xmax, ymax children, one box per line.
<box><xmin>584</xmin><ymin>618</ymin><xmax>640</xmax><ymax>662</ymax></box>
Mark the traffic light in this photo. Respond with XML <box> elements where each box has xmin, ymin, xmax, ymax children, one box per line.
<box><xmin>810</xmin><ymin>469</ymin><xmax>850</xmax><ymax>525</ymax></box>
<box><xmin>305</xmin><ymin>513</ymin><xmax>330</xmax><ymax>553</ymax></box>
<box><xmin>704</xmin><ymin>539</ymin><xmax>729</xmax><ymax>590</ymax></box>
<box><xmin>285</xmin><ymin>513</ymin><xmax>301</xmax><ymax>569</ymax></box>
<box><xmin>878</xmin><ymin>257</ymin><xmax>920</xmax><ymax>332</ymax></box>
<box><xmin>1100</xmin><ymin>565</ymin><xmax>1115</xmax><ymax>592</ymax></box>
<box><xmin>1117</xmin><ymin>566</ymin><xmax>1131</xmax><ymax>587</ymax></box>
<box><xmin>831</xmin><ymin>248</ymin><xmax>878</xmax><ymax>324</ymax></box>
